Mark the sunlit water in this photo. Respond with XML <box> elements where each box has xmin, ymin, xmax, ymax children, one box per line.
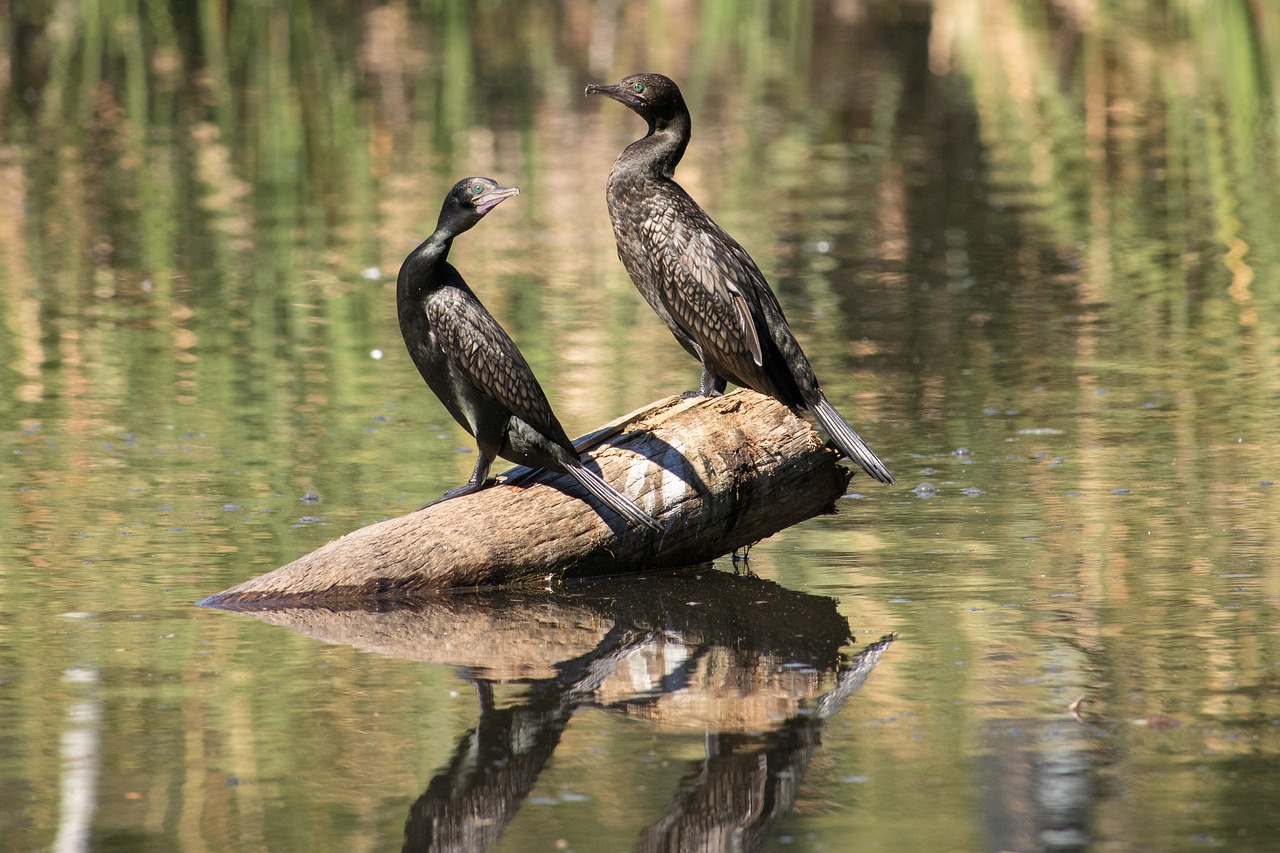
<box><xmin>3</xmin><ymin>3</ymin><xmax>1280</xmax><ymax>852</ymax></box>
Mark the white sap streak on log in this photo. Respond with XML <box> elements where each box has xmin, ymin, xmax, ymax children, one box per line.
<box><xmin>625</xmin><ymin>450</ymin><xmax>655</xmax><ymax>515</ymax></box>
<box><xmin>660</xmin><ymin>439</ymin><xmax>690</xmax><ymax>511</ymax></box>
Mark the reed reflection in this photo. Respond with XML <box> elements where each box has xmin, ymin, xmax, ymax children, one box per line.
<box><xmin>228</xmin><ymin>570</ymin><xmax>893</xmax><ymax>851</ymax></box>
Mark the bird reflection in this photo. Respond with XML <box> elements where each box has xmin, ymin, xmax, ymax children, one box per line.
<box><xmin>400</xmin><ymin>631</ymin><xmax>894</xmax><ymax>853</ymax></box>
<box><xmin>631</xmin><ymin>637</ymin><xmax>891</xmax><ymax>853</ymax></box>
<box><xmin>402</xmin><ymin>622</ymin><xmax>657</xmax><ymax>852</ymax></box>
<box><xmin>228</xmin><ymin>570</ymin><xmax>894</xmax><ymax>851</ymax></box>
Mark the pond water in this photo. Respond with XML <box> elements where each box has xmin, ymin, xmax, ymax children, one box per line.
<box><xmin>3</xmin><ymin>2</ymin><xmax>1279</xmax><ymax>851</ymax></box>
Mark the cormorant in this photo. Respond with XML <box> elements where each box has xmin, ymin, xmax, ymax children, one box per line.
<box><xmin>585</xmin><ymin>73</ymin><xmax>895</xmax><ymax>485</ymax></box>
<box><xmin>397</xmin><ymin>177</ymin><xmax>662</xmax><ymax>531</ymax></box>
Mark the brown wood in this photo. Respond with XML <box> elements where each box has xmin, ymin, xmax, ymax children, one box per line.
<box><xmin>200</xmin><ymin>389</ymin><xmax>858</xmax><ymax>605</ymax></box>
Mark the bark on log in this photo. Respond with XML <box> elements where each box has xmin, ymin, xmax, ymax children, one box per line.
<box><xmin>200</xmin><ymin>389</ymin><xmax>857</xmax><ymax>605</ymax></box>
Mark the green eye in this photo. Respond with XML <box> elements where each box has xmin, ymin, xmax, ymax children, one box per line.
<box><xmin>633</xmin><ymin>82</ymin><xmax>644</xmax><ymax>93</ymax></box>
<box><xmin>472</xmin><ymin>183</ymin><xmax>483</xmax><ymax>194</ymax></box>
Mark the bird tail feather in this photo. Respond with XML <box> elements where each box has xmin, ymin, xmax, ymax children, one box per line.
<box><xmin>811</xmin><ymin>396</ymin><xmax>895</xmax><ymax>485</ymax></box>
<box><xmin>566</xmin><ymin>464</ymin><xmax>664</xmax><ymax>532</ymax></box>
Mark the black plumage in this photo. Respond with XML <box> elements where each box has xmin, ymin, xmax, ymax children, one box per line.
<box><xmin>585</xmin><ymin>73</ymin><xmax>895</xmax><ymax>485</ymax></box>
<box><xmin>397</xmin><ymin>177</ymin><xmax>662</xmax><ymax>531</ymax></box>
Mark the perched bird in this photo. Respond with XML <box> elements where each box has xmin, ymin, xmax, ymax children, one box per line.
<box><xmin>397</xmin><ymin>177</ymin><xmax>662</xmax><ymax>531</ymax></box>
<box><xmin>585</xmin><ymin>73</ymin><xmax>895</xmax><ymax>484</ymax></box>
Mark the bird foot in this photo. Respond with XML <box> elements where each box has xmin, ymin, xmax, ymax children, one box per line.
<box><xmin>443</xmin><ymin>478</ymin><xmax>497</xmax><ymax>499</ymax></box>
<box><xmin>679</xmin><ymin>388</ymin><xmax>724</xmax><ymax>399</ymax></box>
<box><xmin>730</xmin><ymin>543</ymin><xmax>756</xmax><ymax>576</ymax></box>
<box><xmin>420</xmin><ymin>478</ymin><xmax>497</xmax><ymax>510</ymax></box>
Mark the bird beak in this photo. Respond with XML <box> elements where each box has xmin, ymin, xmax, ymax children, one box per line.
<box><xmin>585</xmin><ymin>82</ymin><xmax>639</xmax><ymax>108</ymax></box>
<box><xmin>475</xmin><ymin>185</ymin><xmax>519</xmax><ymax>215</ymax></box>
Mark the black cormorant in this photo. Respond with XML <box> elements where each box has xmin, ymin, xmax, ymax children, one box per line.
<box><xmin>585</xmin><ymin>74</ymin><xmax>894</xmax><ymax>485</ymax></box>
<box><xmin>397</xmin><ymin>177</ymin><xmax>662</xmax><ymax>531</ymax></box>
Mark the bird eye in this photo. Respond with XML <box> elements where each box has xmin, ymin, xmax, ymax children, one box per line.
<box><xmin>472</xmin><ymin>183</ymin><xmax>483</xmax><ymax>194</ymax></box>
<box><xmin>633</xmin><ymin>82</ymin><xmax>644</xmax><ymax>93</ymax></box>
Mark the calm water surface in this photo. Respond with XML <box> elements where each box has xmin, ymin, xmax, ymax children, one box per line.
<box><xmin>2</xmin><ymin>2</ymin><xmax>1279</xmax><ymax>851</ymax></box>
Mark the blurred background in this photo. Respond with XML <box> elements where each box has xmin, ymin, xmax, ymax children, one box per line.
<box><xmin>2</xmin><ymin>1</ymin><xmax>1279</xmax><ymax>851</ymax></box>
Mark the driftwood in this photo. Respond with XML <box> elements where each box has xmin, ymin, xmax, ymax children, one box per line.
<box><xmin>201</xmin><ymin>389</ymin><xmax>858</xmax><ymax>605</ymax></box>
<box><xmin>215</xmin><ymin>571</ymin><xmax>895</xmax><ymax>851</ymax></box>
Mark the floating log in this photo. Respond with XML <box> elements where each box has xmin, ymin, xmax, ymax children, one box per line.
<box><xmin>200</xmin><ymin>389</ymin><xmax>859</xmax><ymax>605</ymax></box>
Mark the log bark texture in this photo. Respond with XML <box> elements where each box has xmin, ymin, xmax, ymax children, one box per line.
<box><xmin>201</xmin><ymin>389</ymin><xmax>856</xmax><ymax>605</ymax></box>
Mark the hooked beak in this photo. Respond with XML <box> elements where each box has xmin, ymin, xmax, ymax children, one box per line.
<box><xmin>475</xmin><ymin>185</ymin><xmax>519</xmax><ymax>215</ymax></box>
<box><xmin>585</xmin><ymin>82</ymin><xmax>640</xmax><ymax>109</ymax></box>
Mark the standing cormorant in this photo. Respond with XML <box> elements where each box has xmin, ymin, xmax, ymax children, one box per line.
<box><xmin>585</xmin><ymin>74</ymin><xmax>895</xmax><ymax>485</ymax></box>
<box><xmin>397</xmin><ymin>177</ymin><xmax>662</xmax><ymax>531</ymax></box>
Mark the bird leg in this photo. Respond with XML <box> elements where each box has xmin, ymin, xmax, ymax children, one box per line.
<box><xmin>680</xmin><ymin>366</ymin><xmax>727</xmax><ymax>399</ymax></box>
<box><xmin>699</xmin><ymin>368</ymin><xmax>727</xmax><ymax>398</ymax></box>
<box><xmin>434</xmin><ymin>452</ymin><xmax>496</xmax><ymax>503</ymax></box>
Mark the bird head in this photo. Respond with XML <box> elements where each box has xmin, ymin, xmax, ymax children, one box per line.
<box><xmin>585</xmin><ymin>73</ymin><xmax>688</xmax><ymax>130</ymax></box>
<box><xmin>437</xmin><ymin>177</ymin><xmax>520</xmax><ymax>236</ymax></box>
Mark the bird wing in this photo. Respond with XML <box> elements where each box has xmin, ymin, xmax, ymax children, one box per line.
<box><xmin>650</xmin><ymin>196</ymin><xmax>772</xmax><ymax>372</ymax></box>
<box><xmin>425</xmin><ymin>283</ymin><xmax>570</xmax><ymax>446</ymax></box>
<box><xmin>644</xmin><ymin>189</ymin><xmax>820</xmax><ymax>405</ymax></box>
<box><xmin>730</xmin><ymin>283</ymin><xmax>764</xmax><ymax>367</ymax></box>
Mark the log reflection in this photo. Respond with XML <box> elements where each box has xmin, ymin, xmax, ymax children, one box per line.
<box><xmin>229</xmin><ymin>570</ymin><xmax>894</xmax><ymax>851</ymax></box>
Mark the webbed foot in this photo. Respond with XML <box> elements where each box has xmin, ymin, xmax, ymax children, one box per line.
<box><xmin>675</xmin><ymin>386</ymin><xmax>727</xmax><ymax>399</ymax></box>
<box><xmin>442</xmin><ymin>478</ymin><xmax>497</xmax><ymax>500</ymax></box>
<box><xmin>419</xmin><ymin>478</ymin><xmax>497</xmax><ymax>510</ymax></box>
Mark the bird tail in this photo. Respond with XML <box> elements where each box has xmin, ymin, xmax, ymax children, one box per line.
<box><xmin>565</xmin><ymin>463</ymin><xmax>664</xmax><ymax>532</ymax></box>
<box><xmin>810</xmin><ymin>396</ymin><xmax>895</xmax><ymax>485</ymax></box>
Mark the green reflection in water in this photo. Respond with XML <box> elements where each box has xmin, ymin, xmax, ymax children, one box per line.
<box><xmin>2</xmin><ymin>1</ymin><xmax>1279</xmax><ymax>852</ymax></box>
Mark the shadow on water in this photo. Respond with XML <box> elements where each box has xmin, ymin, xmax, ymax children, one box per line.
<box><xmin>221</xmin><ymin>570</ymin><xmax>898</xmax><ymax>851</ymax></box>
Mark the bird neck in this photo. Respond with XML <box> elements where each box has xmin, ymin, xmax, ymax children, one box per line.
<box><xmin>623</xmin><ymin>111</ymin><xmax>691</xmax><ymax>179</ymax></box>
<box><xmin>397</xmin><ymin>231</ymin><xmax>453</xmax><ymax>300</ymax></box>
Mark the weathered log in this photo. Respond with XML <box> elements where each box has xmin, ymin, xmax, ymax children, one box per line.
<box><xmin>200</xmin><ymin>389</ymin><xmax>857</xmax><ymax>605</ymax></box>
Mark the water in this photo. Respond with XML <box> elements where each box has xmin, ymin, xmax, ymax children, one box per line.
<box><xmin>3</xmin><ymin>1</ymin><xmax>1280</xmax><ymax>851</ymax></box>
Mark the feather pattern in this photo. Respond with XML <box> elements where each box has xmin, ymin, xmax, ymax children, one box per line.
<box><xmin>423</xmin><ymin>273</ymin><xmax>568</xmax><ymax>447</ymax></box>
<box><xmin>396</xmin><ymin>177</ymin><xmax>664</xmax><ymax>527</ymax></box>
<box><xmin>591</xmin><ymin>73</ymin><xmax>894</xmax><ymax>484</ymax></box>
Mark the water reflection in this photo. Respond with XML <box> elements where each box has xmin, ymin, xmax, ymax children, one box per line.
<box><xmin>53</xmin><ymin>669</ymin><xmax>101</xmax><ymax>853</ymax></box>
<box><xmin>979</xmin><ymin>702</ymin><xmax>1103</xmax><ymax>853</ymax></box>
<box><xmin>3</xmin><ymin>2</ymin><xmax>1280</xmax><ymax>851</ymax></box>
<box><xmin>216</xmin><ymin>570</ymin><xmax>894</xmax><ymax>851</ymax></box>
